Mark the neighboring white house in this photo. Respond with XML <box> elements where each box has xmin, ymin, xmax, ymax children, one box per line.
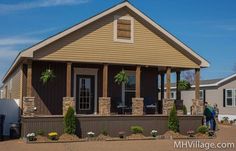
<box><xmin>0</xmin><ymin>86</ymin><xmax>3</xmax><ymax>99</ymax></box>
<box><xmin>170</xmin><ymin>73</ymin><xmax>236</xmax><ymax>121</ymax></box>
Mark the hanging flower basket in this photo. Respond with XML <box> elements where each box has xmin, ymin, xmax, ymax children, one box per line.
<box><xmin>177</xmin><ymin>80</ymin><xmax>191</xmax><ymax>90</ymax></box>
<box><xmin>114</xmin><ymin>70</ymin><xmax>128</xmax><ymax>85</ymax></box>
<box><xmin>40</xmin><ymin>69</ymin><xmax>56</xmax><ymax>84</ymax></box>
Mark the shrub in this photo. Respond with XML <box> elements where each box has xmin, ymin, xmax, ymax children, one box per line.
<box><xmin>182</xmin><ymin>105</ymin><xmax>187</xmax><ymax>115</ymax></box>
<box><xmin>64</xmin><ymin>107</ymin><xmax>76</xmax><ymax>134</ymax></box>
<box><xmin>48</xmin><ymin>132</ymin><xmax>58</xmax><ymax>140</ymax></box>
<box><xmin>178</xmin><ymin>80</ymin><xmax>191</xmax><ymax>90</ymax></box>
<box><xmin>168</xmin><ymin>105</ymin><xmax>179</xmax><ymax>132</ymax></box>
<box><xmin>35</xmin><ymin>129</ymin><xmax>44</xmax><ymax>136</ymax></box>
<box><xmin>130</xmin><ymin>126</ymin><xmax>144</xmax><ymax>134</ymax></box>
<box><xmin>101</xmin><ymin>128</ymin><xmax>108</xmax><ymax>136</ymax></box>
<box><xmin>197</xmin><ymin>125</ymin><xmax>209</xmax><ymax>134</ymax></box>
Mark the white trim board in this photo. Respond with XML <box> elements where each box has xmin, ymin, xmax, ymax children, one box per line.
<box><xmin>2</xmin><ymin>1</ymin><xmax>209</xmax><ymax>82</ymax></box>
<box><xmin>73</xmin><ymin>68</ymin><xmax>98</xmax><ymax>114</ymax></box>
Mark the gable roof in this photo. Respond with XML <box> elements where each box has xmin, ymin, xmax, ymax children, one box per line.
<box><xmin>2</xmin><ymin>1</ymin><xmax>210</xmax><ymax>82</ymax></box>
<box><xmin>171</xmin><ymin>73</ymin><xmax>236</xmax><ymax>88</ymax></box>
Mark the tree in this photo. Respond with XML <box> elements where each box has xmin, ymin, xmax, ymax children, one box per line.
<box><xmin>168</xmin><ymin>105</ymin><xmax>179</xmax><ymax>132</ymax></box>
<box><xmin>64</xmin><ymin>107</ymin><xmax>76</xmax><ymax>134</ymax></box>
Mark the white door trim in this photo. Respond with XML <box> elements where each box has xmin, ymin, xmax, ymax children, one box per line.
<box><xmin>73</xmin><ymin>68</ymin><xmax>98</xmax><ymax>114</ymax></box>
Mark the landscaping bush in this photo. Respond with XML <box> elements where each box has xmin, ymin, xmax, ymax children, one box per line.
<box><xmin>182</xmin><ymin>105</ymin><xmax>187</xmax><ymax>115</ymax></box>
<box><xmin>130</xmin><ymin>126</ymin><xmax>144</xmax><ymax>134</ymax></box>
<box><xmin>101</xmin><ymin>128</ymin><xmax>108</xmax><ymax>136</ymax></box>
<box><xmin>197</xmin><ymin>125</ymin><xmax>209</xmax><ymax>134</ymax></box>
<box><xmin>64</xmin><ymin>107</ymin><xmax>76</xmax><ymax>134</ymax></box>
<box><xmin>35</xmin><ymin>129</ymin><xmax>44</xmax><ymax>136</ymax></box>
<box><xmin>168</xmin><ymin>105</ymin><xmax>179</xmax><ymax>132</ymax></box>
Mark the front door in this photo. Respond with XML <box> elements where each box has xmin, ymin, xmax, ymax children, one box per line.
<box><xmin>76</xmin><ymin>75</ymin><xmax>95</xmax><ymax>114</ymax></box>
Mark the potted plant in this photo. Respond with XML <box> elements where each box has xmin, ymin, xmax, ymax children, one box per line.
<box><xmin>87</xmin><ymin>131</ymin><xmax>95</xmax><ymax>138</ymax></box>
<box><xmin>40</xmin><ymin>68</ymin><xmax>56</xmax><ymax>84</ymax></box>
<box><xmin>114</xmin><ymin>70</ymin><xmax>128</xmax><ymax>85</ymax></box>
<box><xmin>48</xmin><ymin>132</ymin><xmax>58</xmax><ymax>140</ymax></box>
<box><xmin>187</xmin><ymin>130</ymin><xmax>195</xmax><ymax>137</ymax></box>
<box><xmin>26</xmin><ymin>133</ymin><xmax>36</xmax><ymax>141</ymax></box>
<box><xmin>118</xmin><ymin>131</ymin><xmax>125</xmax><ymax>139</ymax></box>
<box><xmin>150</xmin><ymin>130</ymin><xmax>158</xmax><ymax>138</ymax></box>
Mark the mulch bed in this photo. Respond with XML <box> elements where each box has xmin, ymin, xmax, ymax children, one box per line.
<box><xmin>26</xmin><ymin>131</ymin><xmax>217</xmax><ymax>144</ymax></box>
<box><xmin>163</xmin><ymin>131</ymin><xmax>187</xmax><ymax>139</ymax></box>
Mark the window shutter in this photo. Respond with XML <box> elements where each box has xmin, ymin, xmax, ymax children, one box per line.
<box><xmin>223</xmin><ymin>89</ymin><xmax>226</xmax><ymax>107</ymax></box>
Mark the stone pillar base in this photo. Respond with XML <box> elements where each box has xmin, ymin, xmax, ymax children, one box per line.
<box><xmin>132</xmin><ymin>98</ymin><xmax>144</xmax><ymax>116</ymax></box>
<box><xmin>63</xmin><ymin>97</ymin><xmax>75</xmax><ymax>116</ymax></box>
<box><xmin>177</xmin><ymin>110</ymin><xmax>184</xmax><ymax>115</ymax></box>
<box><xmin>163</xmin><ymin>99</ymin><xmax>174</xmax><ymax>115</ymax></box>
<box><xmin>23</xmin><ymin>97</ymin><xmax>35</xmax><ymax>116</ymax></box>
<box><xmin>99</xmin><ymin>97</ymin><xmax>111</xmax><ymax>116</ymax></box>
<box><xmin>191</xmin><ymin>99</ymin><xmax>204</xmax><ymax>115</ymax></box>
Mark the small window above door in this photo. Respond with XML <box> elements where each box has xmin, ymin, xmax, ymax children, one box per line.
<box><xmin>114</xmin><ymin>15</ymin><xmax>134</xmax><ymax>43</ymax></box>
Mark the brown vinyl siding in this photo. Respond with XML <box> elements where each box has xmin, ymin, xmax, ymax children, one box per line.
<box><xmin>32</xmin><ymin>61</ymin><xmax>66</xmax><ymax>115</ymax></box>
<box><xmin>4</xmin><ymin>66</ymin><xmax>22</xmax><ymax>100</ymax></box>
<box><xmin>34</xmin><ymin>9</ymin><xmax>199</xmax><ymax>68</ymax></box>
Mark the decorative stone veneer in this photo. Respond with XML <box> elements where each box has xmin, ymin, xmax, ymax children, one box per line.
<box><xmin>132</xmin><ymin>98</ymin><xmax>144</xmax><ymax>116</ymax></box>
<box><xmin>163</xmin><ymin>99</ymin><xmax>174</xmax><ymax>115</ymax></box>
<box><xmin>99</xmin><ymin>97</ymin><xmax>111</xmax><ymax>115</ymax></box>
<box><xmin>177</xmin><ymin>110</ymin><xmax>184</xmax><ymax>115</ymax></box>
<box><xmin>63</xmin><ymin>97</ymin><xmax>75</xmax><ymax>115</ymax></box>
<box><xmin>191</xmin><ymin>99</ymin><xmax>204</xmax><ymax>115</ymax></box>
<box><xmin>23</xmin><ymin>97</ymin><xmax>35</xmax><ymax>116</ymax></box>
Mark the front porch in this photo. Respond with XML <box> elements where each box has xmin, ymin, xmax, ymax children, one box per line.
<box><xmin>22</xmin><ymin>60</ymin><xmax>202</xmax><ymax>116</ymax></box>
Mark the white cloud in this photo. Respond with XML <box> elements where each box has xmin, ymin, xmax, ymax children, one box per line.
<box><xmin>0</xmin><ymin>47</ymin><xmax>19</xmax><ymax>58</ymax></box>
<box><xmin>0</xmin><ymin>0</ymin><xmax>90</xmax><ymax>14</ymax></box>
<box><xmin>0</xmin><ymin>37</ymin><xmax>39</xmax><ymax>46</ymax></box>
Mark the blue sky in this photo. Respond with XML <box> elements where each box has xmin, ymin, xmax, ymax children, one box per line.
<box><xmin>0</xmin><ymin>0</ymin><xmax>236</xmax><ymax>83</ymax></box>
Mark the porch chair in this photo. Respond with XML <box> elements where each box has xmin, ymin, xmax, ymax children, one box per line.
<box><xmin>144</xmin><ymin>96</ymin><xmax>157</xmax><ymax>114</ymax></box>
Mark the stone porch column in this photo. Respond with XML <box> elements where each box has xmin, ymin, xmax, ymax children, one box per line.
<box><xmin>99</xmin><ymin>64</ymin><xmax>111</xmax><ymax>115</ymax></box>
<box><xmin>163</xmin><ymin>99</ymin><xmax>174</xmax><ymax>115</ymax></box>
<box><xmin>132</xmin><ymin>66</ymin><xmax>144</xmax><ymax>115</ymax></box>
<box><xmin>63</xmin><ymin>97</ymin><xmax>75</xmax><ymax>115</ymax></box>
<box><xmin>23</xmin><ymin>97</ymin><xmax>35</xmax><ymax>116</ymax></box>
<box><xmin>191</xmin><ymin>69</ymin><xmax>203</xmax><ymax>115</ymax></box>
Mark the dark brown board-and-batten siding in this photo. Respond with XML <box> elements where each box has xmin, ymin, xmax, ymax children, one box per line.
<box><xmin>28</xmin><ymin>61</ymin><xmax>158</xmax><ymax>115</ymax></box>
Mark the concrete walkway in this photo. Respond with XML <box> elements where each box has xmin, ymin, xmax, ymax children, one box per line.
<box><xmin>0</xmin><ymin>125</ymin><xmax>235</xmax><ymax>151</ymax></box>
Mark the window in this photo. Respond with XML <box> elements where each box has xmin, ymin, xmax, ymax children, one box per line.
<box><xmin>199</xmin><ymin>90</ymin><xmax>205</xmax><ymax>101</ymax></box>
<box><xmin>114</xmin><ymin>16</ymin><xmax>134</xmax><ymax>43</ymax></box>
<box><xmin>225</xmin><ymin>89</ymin><xmax>236</xmax><ymax>107</ymax></box>
<box><xmin>122</xmin><ymin>71</ymin><xmax>135</xmax><ymax>106</ymax></box>
<box><xmin>170</xmin><ymin>91</ymin><xmax>176</xmax><ymax>100</ymax></box>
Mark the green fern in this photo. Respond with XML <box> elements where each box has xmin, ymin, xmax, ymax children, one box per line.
<box><xmin>114</xmin><ymin>70</ymin><xmax>128</xmax><ymax>85</ymax></box>
<box><xmin>40</xmin><ymin>69</ymin><xmax>56</xmax><ymax>84</ymax></box>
